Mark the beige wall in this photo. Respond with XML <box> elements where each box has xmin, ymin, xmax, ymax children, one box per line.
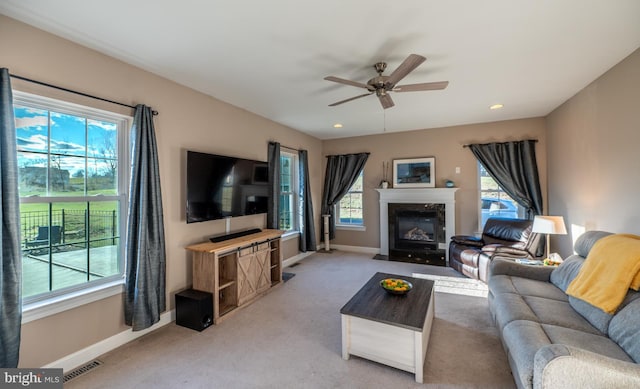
<box><xmin>322</xmin><ymin>118</ymin><xmax>548</xmax><ymax>248</ymax></box>
<box><xmin>1</xmin><ymin>15</ymin><xmax>323</xmax><ymax>367</ymax></box>
<box><xmin>546</xmin><ymin>48</ymin><xmax>640</xmax><ymax>256</ymax></box>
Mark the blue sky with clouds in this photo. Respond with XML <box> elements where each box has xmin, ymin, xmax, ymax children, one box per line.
<box><xmin>14</xmin><ymin>105</ymin><xmax>117</xmax><ymax>177</ymax></box>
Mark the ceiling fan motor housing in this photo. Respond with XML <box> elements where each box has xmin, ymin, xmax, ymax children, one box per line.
<box><xmin>368</xmin><ymin>75</ymin><xmax>389</xmax><ymax>92</ymax></box>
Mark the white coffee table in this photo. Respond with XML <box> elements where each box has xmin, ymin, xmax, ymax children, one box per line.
<box><xmin>340</xmin><ymin>272</ymin><xmax>435</xmax><ymax>383</ymax></box>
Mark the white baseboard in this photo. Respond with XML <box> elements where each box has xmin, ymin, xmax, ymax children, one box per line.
<box><xmin>283</xmin><ymin>244</ymin><xmax>380</xmax><ymax>267</ymax></box>
<box><xmin>283</xmin><ymin>250</ymin><xmax>316</xmax><ymax>268</ymax></box>
<box><xmin>44</xmin><ymin>310</ymin><xmax>175</xmax><ymax>372</ymax></box>
<box><xmin>329</xmin><ymin>244</ymin><xmax>380</xmax><ymax>255</ymax></box>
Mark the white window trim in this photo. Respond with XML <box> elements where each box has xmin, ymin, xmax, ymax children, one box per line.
<box><xmin>14</xmin><ymin>91</ymin><xmax>131</xmax><ymax>315</ymax></box>
<box><xmin>279</xmin><ymin>148</ymin><xmax>299</xmax><ymax>233</ymax></box>
<box><xmin>336</xmin><ymin>224</ymin><xmax>366</xmax><ymax>232</ymax></box>
<box><xmin>281</xmin><ymin>230</ymin><xmax>301</xmax><ymax>241</ymax></box>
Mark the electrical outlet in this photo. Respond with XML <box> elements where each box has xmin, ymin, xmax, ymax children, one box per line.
<box><xmin>455</xmin><ymin>167</ymin><xmax>461</xmax><ymax>174</ymax></box>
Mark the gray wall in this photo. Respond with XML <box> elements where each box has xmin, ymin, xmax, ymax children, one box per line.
<box><xmin>546</xmin><ymin>48</ymin><xmax>640</xmax><ymax>256</ymax></box>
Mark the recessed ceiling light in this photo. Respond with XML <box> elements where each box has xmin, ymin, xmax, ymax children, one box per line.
<box><xmin>490</xmin><ymin>104</ymin><xmax>504</xmax><ymax>110</ymax></box>
<box><xmin>333</xmin><ymin>123</ymin><xmax>343</xmax><ymax>128</ymax></box>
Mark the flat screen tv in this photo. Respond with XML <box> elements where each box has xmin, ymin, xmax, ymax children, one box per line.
<box><xmin>186</xmin><ymin>150</ymin><xmax>269</xmax><ymax>223</ymax></box>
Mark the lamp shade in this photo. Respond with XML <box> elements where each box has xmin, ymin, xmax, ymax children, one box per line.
<box><xmin>532</xmin><ymin>216</ymin><xmax>567</xmax><ymax>235</ymax></box>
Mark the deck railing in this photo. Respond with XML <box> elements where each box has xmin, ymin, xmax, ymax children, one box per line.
<box><xmin>21</xmin><ymin>209</ymin><xmax>119</xmax><ymax>252</ymax></box>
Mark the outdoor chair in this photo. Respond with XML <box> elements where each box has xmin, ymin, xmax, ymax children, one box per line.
<box><xmin>25</xmin><ymin>225</ymin><xmax>62</xmax><ymax>252</ymax></box>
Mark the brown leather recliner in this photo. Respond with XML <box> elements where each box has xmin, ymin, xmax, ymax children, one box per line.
<box><xmin>449</xmin><ymin>217</ymin><xmax>543</xmax><ymax>283</ymax></box>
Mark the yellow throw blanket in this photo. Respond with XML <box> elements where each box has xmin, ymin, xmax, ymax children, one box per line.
<box><xmin>566</xmin><ymin>234</ymin><xmax>640</xmax><ymax>314</ymax></box>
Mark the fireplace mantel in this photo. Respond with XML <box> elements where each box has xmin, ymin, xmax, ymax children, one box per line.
<box><xmin>376</xmin><ymin>188</ymin><xmax>458</xmax><ymax>262</ymax></box>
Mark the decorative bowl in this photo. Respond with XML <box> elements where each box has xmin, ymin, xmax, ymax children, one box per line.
<box><xmin>380</xmin><ymin>278</ymin><xmax>413</xmax><ymax>295</ymax></box>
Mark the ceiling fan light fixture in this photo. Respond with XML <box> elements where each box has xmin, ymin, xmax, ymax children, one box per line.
<box><xmin>333</xmin><ymin>123</ymin><xmax>343</xmax><ymax>128</ymax></box>
<box><xmin>490</xmin><ymin>104</ymin><xmax>504</xmax><ymax>110</ymax></box>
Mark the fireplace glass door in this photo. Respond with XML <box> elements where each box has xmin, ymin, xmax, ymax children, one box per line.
<box><xmin>388</xmin><ymin>203</ymin><xmax>446</xmax><ymax>265</ymax></box>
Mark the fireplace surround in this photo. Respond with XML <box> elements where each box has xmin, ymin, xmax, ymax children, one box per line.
<box><xmin>376</xmin><ymin>188</ymin><xmax>457</xmax><ymax>266</ymax></box>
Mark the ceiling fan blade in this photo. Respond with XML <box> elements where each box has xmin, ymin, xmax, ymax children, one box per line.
<box><xmin>394</xmin><ymin>81</ymin><xmax>449</xmax><ymax>92</ymax></box>
<box><xmin>324</xmin><ymin>76</ymin><xmax>370</xmax><ymax>90</ymax></box>
<box><xmin>328</xmin><ymin>92</ymin><xmax>373</xmax><ymax>107</ymax></box>
<box><xmin>378</xmin><ymin>94</ymin><xmax>394</xmax><ymax>109</ymax></box>
<box><xmin>385</xmin><ymin>54</ymin><xmax>426</xmax><ymax>88</ymax></box>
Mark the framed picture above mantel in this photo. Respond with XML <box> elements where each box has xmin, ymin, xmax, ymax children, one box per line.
<box><xmin>393</xmin><ymin>157</ymin><xmax>435</xmax><ymax>188</ymax></box>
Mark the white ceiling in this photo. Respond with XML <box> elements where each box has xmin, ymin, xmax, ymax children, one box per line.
<box><xmin>1</xmin><ymin>1</ymin><xmax>640</xmax><ymax>140</ymax></box>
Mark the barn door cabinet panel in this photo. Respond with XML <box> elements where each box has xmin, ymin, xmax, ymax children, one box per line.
<box><xmin>186</xmin><ymin>229</ymin><xmax>283</xmax><ymax>324</ymax></box>
<box><xmin>237</xmin><ymin>242</ymin><xmax>271</xmax><ymax>305</ymax></box>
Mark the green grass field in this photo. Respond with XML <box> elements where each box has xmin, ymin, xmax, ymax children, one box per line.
<box><xmin>20</xmin><ymin>201</ymin><xmax>118</xmax><ymax>213</ymax></box>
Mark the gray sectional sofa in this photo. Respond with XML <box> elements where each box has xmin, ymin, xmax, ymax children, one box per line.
<box><xmin>488</xmin><ymin>230</ymin><xmax>640</xmax><ymax>389</ymax></box>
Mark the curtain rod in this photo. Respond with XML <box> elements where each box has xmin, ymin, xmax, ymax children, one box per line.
<box><xmin>269</xmin><ymin>141</ymin><xmax>303</xmax><ymax>152</ymax></box>
<box><xmin>462</xmin><ymin>139</ymin><xmax>538</xmax><ymax>148</ymax></box>
<box><xmin>9</xmin><ymin>73</ymin><xmax>158</xmax><ymax>116</ymax></box>
<box><xmin>325</xmin><ymin>152</ymin><xmax>371</xmax><ymax>158</ymax></box>
<box><xmin>281</xmin><ymin>145</ymin><xmax>301</xmax><ymax>152</ymax></box>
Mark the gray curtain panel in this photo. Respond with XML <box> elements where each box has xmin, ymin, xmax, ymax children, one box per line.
<box><xmin>298</xmin><ymin>149</ymin><xmax>317</xmax><ymax>252</ymax></box>
<box><xmin>321</xmin><ymin>152</ymin><xmax>369</xmax><ymax>240</ymax></box>
<box><xmin>0</xmin><ymin>68</ymin><xmax>22</xmax><ymax>367</ymax></box>
<box><xmin>125</xmin><ymin>105</ymin><xmax>166</xmax><ymax>331</ymax></box>
<box><xmin>267</xmin><ymin>141</ymin><xmax>281</xmax><ymax>230</ymax></box>
<box><xmin>469</xmin><ymin>140</ymin><xmax>543</xmax><ymax>217</ymax></box>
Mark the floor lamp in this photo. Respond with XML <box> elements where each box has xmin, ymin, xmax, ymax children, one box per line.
<box><xmin>532</xmin><ymin>215</ymin><xmax>567</xmax><ymax>260</ymax></box>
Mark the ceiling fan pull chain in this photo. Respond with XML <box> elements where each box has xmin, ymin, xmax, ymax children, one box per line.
<box><xmin>383</xmin><ymin>109</ymin><xmax>387</xmax><ymax>133</ymax></box>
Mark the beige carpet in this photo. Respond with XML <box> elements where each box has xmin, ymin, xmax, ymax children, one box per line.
<box><xmin>66</xmin><ymin>251</ymin><xmax>515</xmax><ymax>389</ymax></box>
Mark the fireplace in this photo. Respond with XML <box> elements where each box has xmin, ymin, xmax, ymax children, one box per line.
<box><xmin>388</xmin><ymin>203</ymin><xmax>446</xmax><ymax>265</ymax></box>
<box><xmin>376</xmin><ymin>188</ymin><xmax>457</xmax><ymax>266</ymax></box>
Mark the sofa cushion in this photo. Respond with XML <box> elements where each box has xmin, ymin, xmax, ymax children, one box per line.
<box><xmin>492</xmin><ymin>293</ymin><xmax>540</xmax><ymax>329</ymax></box>
<box><xmin>548</xmin><ymin>232</ymin><xmax>620</xmax><ymax>334</ymax></box>
<box><xmin>609</xmin><ymin>294</ymin><xmax>640</xmax><ymax>363</ymax></box>
<box><xmin>459</xmin><ymin>249</ymin><xmax>480</xmax><ymax>267</ymax></box>
<box><xmin>540</xmin><ymin>323</ymin><xmax>632</xmax><ymax>362</ymax></box>
<box><xmin>501</xmin><ymin>320</ymin><xmax>546</xmax><ymax>389</ymax></box>
<box><xmin>549</xmin><ymin>231</ymin><xmax>613</xmax><ymax>291</ymax></box>
<box><xmin>502</xmin><ymin>320</ymin><xmax>633</xmax><ymax>389</ymax></box>
<box><xmin>574</xmin><ymin>230</ymin><xmax>613</xmax><ymax>258</ymax></box>
<box><xmin>482</xmin><ymin>217</ymin><xmax>533</xmax><ymax>247</ymax></box>
<box><xmin>492</xmin><ymin>293</ymin><xmax>601</xmax><ymax>334</ymax></box>
<box><xmin>569</xmin><ymin>296</ymin><xmax>613</xmax><ymax>334</ymax></box>
<box><xmin>450</xmin><ymin>235</ymin><xmax>483</xmax><ymax>247</ymax></box>
<box><xmin>490</xmin><ymin>275</ymin><xmax>568</xmax><ymax>303</ymax></box>
<box><xmin>550</xmin><ymin>255</ymin><xmax>584</xmax><ymax>291</ymax></box>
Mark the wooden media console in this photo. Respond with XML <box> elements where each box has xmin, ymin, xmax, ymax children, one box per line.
<box><xmin>185</xmin><ymin>229</ymin><xmax>284</xmax><ymax>324</ymax></box>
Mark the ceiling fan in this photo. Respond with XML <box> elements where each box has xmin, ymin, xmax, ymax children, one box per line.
<box><xmin>324</xmin><ymin>54</ymin><xmax>448</xmax><ymax>109</ymax></box>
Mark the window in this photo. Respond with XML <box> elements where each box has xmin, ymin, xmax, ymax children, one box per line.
<box><xmin>478</xmin><ymin>163</ymin><xmax>524</xmax><ymax>229</ymax></box>
<box><xmin>14</xmin><ymin>92</ymin><xmax>129</xmax><ymax>304</ymax></box>
<box><xmin>279</xmin><ymin>150</ymin><xmax>298</xmax><ymax>232</ymax></box>
<box><xmin>337</xmin><ymin>171</ymin><xmax>364</xmax><ymax>226</ymax></box>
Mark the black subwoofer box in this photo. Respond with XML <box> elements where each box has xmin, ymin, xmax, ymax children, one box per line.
<box><xmin>175</xmin><ymin>289</ymin><xmax>213</xmax><ymax>331</ymax></box>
